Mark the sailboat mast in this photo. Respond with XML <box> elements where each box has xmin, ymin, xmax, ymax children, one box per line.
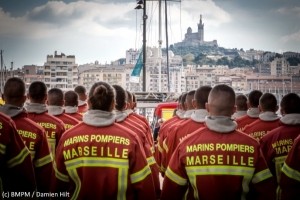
<box><xmin>142</xmin><ymin>0</ymin><xmax>147</xmax><ymax>92</ymax></box>
<box><xmin>158</xmin><ymin>0</ymin><xmax>162</xmax><ymax>92</ymax></box>
<box><xmin>164</xmin><ymin>0</ymin><xmax>170</xmax><ymax>92</ymax></box>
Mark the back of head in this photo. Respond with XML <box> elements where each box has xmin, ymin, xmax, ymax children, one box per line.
<box><xmin>235</xmin><ymin>94</ymin><xmax>248</xmax><ymax>111</ymax></box>
<box><xmin>112</xmin><ymin>85</ymin><xmax>127</xmax><ymax>111</ymax></box>
<box><xmin>3</xmin><ymin>77</ymin><xmax>25</xmax><ymax>105</ymax></box>
<box><xmin>195</xmin><ymin>85</ymin><xmax>212</xmax><ymax>109</ymax></box>
<box><xmin>89</xmin><ymin>81</ymin><xmax>115</xmax><ymax>112</ymax></box>
<box><xmin>186</xmin><ymin>90</ymin><xmax>196</xmax><ymax>110</ymax></box>
<box><xmin>126</xmin><ymin>91</ymin><xmax>133</xmax><ymax>109</ymax></box>
<box><xmin>74</xmin><ymin>85</ymin><xmax>87</xmax><ymax>101</ymax></box>
<box><xmin>180</xmin><ymin>92</ymin><xmax>188</xmax><ymax>110</ymax></box>
<box><xmin>64</xmin><ymin>90</ymin><xmax>79</xmax><ymax>107</ymax></box>
<box><xmin>207</xmin><ymin>84</ymin><xmax>236</xmax><ymax>116</ymax></box>
<box><xmin>248</xmin><ymin>90</ymin><xmax>263</xmax><ymax>107</ymax></box>
<box><xmin>48</xmin><ymin>88</ymin><xmax>64</xmax><ymax>106</ymax></box>
<box><xmin>28</xmin><ymin>81</ymin><xmax>47</xmax><ymax>103</ymax></box>
<box><xmin>259</xmin><ymin>93</ymin><xmax>278</xmax><ymax>112</ymax></box>
<box><xmin>280</xmin><ymin>93</ymin><xmax>300</xmax><ymax>114</ymax></box>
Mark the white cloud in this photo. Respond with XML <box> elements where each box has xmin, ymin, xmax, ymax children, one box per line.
<box><xmin>281</xmin><ymin>30</ymin><xmax>300</xmax><ymax>43</ymax></box>
<box><xmin>277</xmin><ymin>6</ymin><xmax>300</xmax><ymax>17</ymax></box>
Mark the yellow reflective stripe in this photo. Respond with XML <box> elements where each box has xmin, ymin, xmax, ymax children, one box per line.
<box><xmin>0</xmin><ymin>143</ymin><xmax>6</xmax><ymax>154</ymax></box>
<box><xmin>69</xmin><ymin>169</ymin><xmax>81</xmax><ymax>200</ymax></box>
<box><xmin>130</xmin><ymin>165</ymin><xmax>151</xmax><ymax>184</ymax></box>
<box><xmin>165</xmin><ymin>167</ymin><xmax>187</xmax><ymax>186</ymax></box>
<box><xmin>150</xmin><ymin>146</ymin><xmax>155</xmax><ymax>154</ymax></box>
<box><xmin>118</xmin><ymin>168</ymin><xmax>127</xmax><ymax>200</ymax></box>
<box><xmin>53</xmin><ymin>161</ymin><xmax>69</xmax><ymax>182</ymax></box>
<box><xmin>47</xmin><ymin>138</ymin><xmax>56</xmax><ymax>159</ymax></box>
<box><xmin>7</xmin><ymin>147</ymin><xmax>30</xmax><ymax>168</ymax></box>
<box><xmin>160</xmin><ymin>165</ymin><xmax>167</xmax><ymax>173</ymax></box>
<box><xmin>65</xmin><ymin>157</ymin><xmax>129</xmax><ymax>169</ymax></box>
<box><xmin>186</xmin><ymin>165</ymin><xmax>254</xmax><ymax>200</ymax></box>
<box><xmin>282</xmin><ymin>162</ymin><xmax>300</xmax><ymax>182</ymax></box>
<box><xmin>65</xmin><ymin>157</ymin><xmax>129</xmax><ymax>200</ymax></box>
<box><xmin>274</xmin><ymin>156</ymin><xmax>287</xmax><ymax>183</ymax></box>
<box><xmin>147</xmin><ymin>156</ymin><xmax>156</xmax><ymax>166</ymax></box>
<box><xmin>186</xmin><ymin>165</ymin><xmax>254</xmax><ymax>177</ymax></box>
<box><xmin>252</xmin><ymin>168</ymin><xmax>273</xmax><ymax>184</ymax></box>
<box><xmin>163</xmin><ymin>139</ymin><xmax>169</xmax><ymax>152</ymax></box>
<box><xmin>34</xmin><ymin>154</ymin><xmax>53</xmax><ymax>168</ymax></box>
<box><xmin>157</xmin><ymin>142</ymin><xmax>163</xmax><ymax>153</ymax></box>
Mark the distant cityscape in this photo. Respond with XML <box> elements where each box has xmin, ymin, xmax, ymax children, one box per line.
<box><xmin>0</xmin><ymin>15</ymin><xmax>300</xmax><ymax>100</ymax></box>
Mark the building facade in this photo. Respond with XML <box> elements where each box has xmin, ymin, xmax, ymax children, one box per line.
<box><xmin>43</xmin><ymin>51</ymin><xmax>78</xmax><ymax>90</ymax></box>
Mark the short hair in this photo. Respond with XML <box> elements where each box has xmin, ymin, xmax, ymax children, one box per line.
<box><xmin>112</xmin><ymin>85</ymin><xmax>127</xmax><ymax>111</ymax></box>
<box><xmin>126</xmin><ymin>91</ymin><xmax>133</xmax><ymax>103</ymax></box>
<box><xmin>248</xmin><ymin>90</ymin><xmax>263</xmax><ymax>107</ymax></box>
<box><xmin>280</xmin><ymin>93</ymin><xmax>300</xmax><ymax>114</ymax></box>
<box><xmin>235</xmin><ymin>94</ymin><xmax>248</xmax><ymax>111</ymax></box>
<box><xmin>208</xmin><ymin>84</ymin><xmax>235</xmax><ymax>116</ymax></box>
<box><xmin>89</xmin><ymin>82</ymin><xmax>115</xmax><ymax>111</ymax></box>
<box><xmin>28</xmin><ymin>81</ymin><xmax>47</xmax><ymax>102</ymax></box>
<box><xmin>259</xmin><ymin>93</ymin><xmax>277</xmax><ymax>112</ymax></box>
<box><xmin>194</xmin><ymin>86</ymin><xmax>212</xmax><ymax>109</ymax></box>
<box><xmin>186</xmin><ymin>90</ymin><xmax>196</xmax><ymax>109</ymax></box>
<box><xmin>48</xmin><ymin>88</ymin><xmax>64</xmax><ymax>106</ymax></box>
<box><xmin>74</xmin><ymin>85</ymin><xmax>86</xmax><ymax>95</ymax></box>
<box><xmin>3</xmin><ymin>77</ymin><xmax>25</xmax><ymax>102</ymax></box>
<box><xmin>64</xmin><ymin>90</ymin><xmax>78</xmax><ymax>107</ymax></box>
<box><xmin>180</xmin><ymin>92</ymin><xmax>188</xmax><ymax>109</ymax></box>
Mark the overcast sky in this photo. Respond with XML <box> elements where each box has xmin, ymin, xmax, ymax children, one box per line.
<box><xmin>0</xmin><ymin>0</ymin><xmax>299</xmax><ymax>68</ymax></box>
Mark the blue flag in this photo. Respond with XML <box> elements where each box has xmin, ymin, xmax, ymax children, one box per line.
<box><xmin>130</xmin><ymin>51</ymin><xmax>143</xmax><ymax>83</ymax></box>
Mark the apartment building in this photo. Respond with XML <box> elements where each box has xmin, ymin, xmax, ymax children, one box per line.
<box><xmin>43</xmin><ymin>51</ymin><xmax>78</xmax><ymax>90</ymax></box>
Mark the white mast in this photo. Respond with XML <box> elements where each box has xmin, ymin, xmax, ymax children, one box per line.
<box><xmin>158</xmin><ymin>0</ymin><xmax>162</xmax><ymax>92</ymax></box>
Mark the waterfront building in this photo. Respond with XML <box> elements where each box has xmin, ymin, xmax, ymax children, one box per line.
<box><xmin>270</xmin><ymin>57</ymin><xmax>290</xmax><ymax>76</ymax></box>
<box><xmin>43</xmin><ymin>51</ymin><xmax>78</xmax><ymax>91</ymax></box>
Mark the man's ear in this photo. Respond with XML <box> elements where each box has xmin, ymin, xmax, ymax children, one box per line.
<box><xmin>232</xmin><ymin>105</ymin><xmax>237</xmax><ymax>115</ymax></box>
<box><xmin>192</xmin><ymin>99</ymin><xmax>197</xmax><ymax>109</ymax></box>
<box><xmin>205</xmin><ymin>103</ymin><xmax>210</xmax><ymax>113</ymax></box>
<box><xmin>21</xmin><ymin>95</ymin><xmax>27</xmax><ymax>104</ymax></box>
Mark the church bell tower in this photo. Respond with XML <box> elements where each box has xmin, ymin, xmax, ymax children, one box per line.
<box><xmin>198</xmin><ymin>14</ymin><xmax>204</xmax><ymax>42</ymax></box>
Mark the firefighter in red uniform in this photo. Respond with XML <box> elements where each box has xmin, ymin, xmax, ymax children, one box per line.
<box><xmin>64</xmin><ymin>90</ymin><xmax>82</xmax><ymax>121</ymax></box>
<box><xmin>243</xmin><ymin>93</ymin><xmax>280</xmax><ymax>140</ymax></box>
<box><xmin>162</xmin><ymin>86</ymin><xmax>211</xmax><ymax>170</ymax></box>
<box><xmin>155</xmin><ymin>92</ymin><xmax>187</xmax><ymax>173</ymax></box>
<box><xmin>47</xmin><ymin>88</ymin><xmax>80</xmax><ymax>130</ymax></box>
<box><xmin>0</xmin><ymin>112</ymin><xmax>36</xmax><ymax>193</ymax></box>
<box><xmin>0</xmin><ymin>77</ymin><xmax>54</xmax><ymax>193</ymax></box>
<box><xmin>259</xmin><ymin>93</ymin><xmax>300</xmax><ymax>199</ymax></box>
<box><xmin>236</xmin><ymin>90</ymin><xmax>263</xmax><ymax>131</ymax></box>
<box><xmin>25</xmin><ymin>81</ymin><xmax>65</xmax><ymax>158</ymax></box>
<box><xmin>113</xmin><ymin>85</ymin><xmax>161</xmax><ymax>198</ymax></box>
<box><xmin>74</xmin><ymin>85</ymin><xmax>88</xmax><ymax>114</ymax></box>
<box><xmin>280</xmin><ymin>134</ymin><xmax>300</xmax><ymax>200</ymax></box>
<box><xmin>161</xmin><ymin>84</ymin><xmax>276</xmax><ymax>200</ymax></box>
<box><xmin>53</xmin><ymin>81</ymin><xmax>156</xmax><ymax>200</ymax></box>
<box><xmin>126</xmin><ymin>91</ymin><xmax>154</xmax><ymax>146</ymax></box>
<box><xmin>232</xmin><ymin>94</ymin><xmax>248</xmax><ymax>119</ymax></box>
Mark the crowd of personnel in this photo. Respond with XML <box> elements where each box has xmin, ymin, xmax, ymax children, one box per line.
<box><xmin>0</xmin><ymin>77</ymin><xmax>299</xmax><ymax>200</ymax></box>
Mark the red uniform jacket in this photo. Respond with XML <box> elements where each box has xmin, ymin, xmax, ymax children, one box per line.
<box><xmin>77</xmin><ymin>102</ymin><xmax>88</xmax><ymax>114</ymax></box>
<box><xmin>27</xmin><ymin>112</ymin><xmax>65</xmax><ymax>157</ymax></box>
<box><xmin>260</xmin><ymin>114</ymin><xmax>300</xmax><ymax>199</ymax></box>
<box><xmin>280</xmin><ymin>134</ymin><xmax>300</xmax><ymax>200</ymax></box>
<box><xmin>12</xmin><ymin>111</ymin><xmax>54</xmax><ymax>193</ymax></box>
<box><xmin>236</xmin><ymin>108</ymin><xmax>260</xmax><ymax>131</ymax></box>
<box><xmin>0</xmin><ymin>112</ymin><xmax>36</xmax><ymax>193</ymax></box>
<box><xmin>162</xmin><ymin>109</ymin><xmax>208</xmax><ymax>171</ymax></box>
<box><xmin>161</xmin><ymin>116</ymin><xmax>276</xmax><ymax>200</ymax></box>
<box><xmin>116</xmin><ymin>111</ymin><xmax>160</xmax><ymax>198</ymax></box>
<box><xmin>54</xmin><ymin>113</ymin><xmax>79</xmax><ymax>130</ymax></box>
<box><xmin>243</xmin><ymin>112</ymin><xmax>281</xmax><ymax>140</ymax></box>
<box><xmin>130</xmin><ymin>111</ymin><xmax>154</xmax><ymax>145</ymax></box>
<box><xmin>66</xmin><ymin>112</ymin><xmax>82</xmax><ymax>121</ymax></box>
<box><xmin>54</xmin><ymin>110</ymin><xmax>156</xmax><ymax>200</ymax></box>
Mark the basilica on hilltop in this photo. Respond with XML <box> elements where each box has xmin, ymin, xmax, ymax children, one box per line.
<box><xmin>174</xmin><ymin>15</ymin><xmax>218</xmax><ymax>48</ymax></box>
